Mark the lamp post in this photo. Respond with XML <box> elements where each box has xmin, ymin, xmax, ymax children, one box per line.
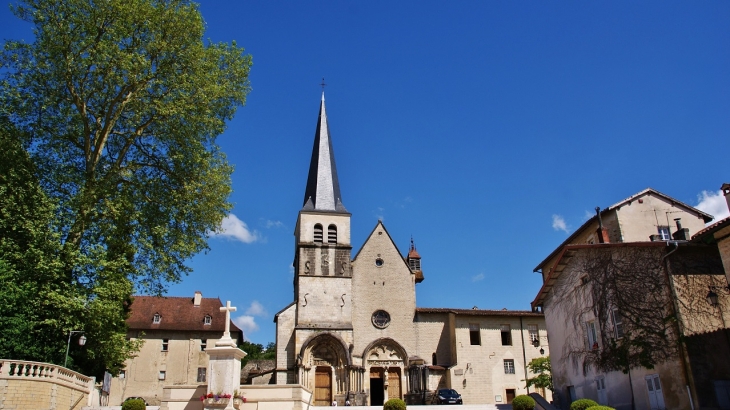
<box><xmin>64</xmin><ymin>330</ymin><xmax>86</xmax><ymax>368</ymax></box>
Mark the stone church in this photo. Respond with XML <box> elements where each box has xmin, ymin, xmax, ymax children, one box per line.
<box><xmin>274</xmin><ymin>93</ymin><xmax>550</xmax><ymax>406</ymax></box>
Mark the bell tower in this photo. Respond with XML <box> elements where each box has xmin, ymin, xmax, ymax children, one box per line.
<box><xmin>293</xmin><ymin>92</ymin><xmax>353</xmax><ymax>328</ymax></box>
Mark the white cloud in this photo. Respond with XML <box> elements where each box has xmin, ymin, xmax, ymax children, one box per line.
<box><xmin>552</xmin><ymin>214</ymin><xmax>569</xmax><ymax>233</ymax></box>
<box><xmin>266</xmin><ymin>220</ymin><xmax>284</xmax><ymax>229</ymax></box>
<box><xmin>471</xmin><ymin>273</ymin><xmax>485</xmax><ymax>282</ymax></box>
<box><xmin>212</xmin><ymin>214</ymin><xmax>259</xmax><ymax>243</ymax></box>
<box><xmin>245</xmin><ymin>301</ymin><xmax>268</xmax><ymax>317</ymax></box>
<box><xmin>696</xmin><ymin>190</ymin><xmax>730</xmax><ymax>223</ymax></box>
<box><xmin>233</xmin><ymin>315</ymin><xmax>259</xmax><ymax>336</ymax></box>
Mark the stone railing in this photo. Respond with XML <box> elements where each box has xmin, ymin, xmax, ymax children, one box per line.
<box><xmin>0</xmin><ymin>359</ymin><xmax>96</xmax><ymax>409</ymax></box>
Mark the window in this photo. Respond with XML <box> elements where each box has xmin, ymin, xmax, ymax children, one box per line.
<box><xmin>409</xmin><ymin>258</ymin><xmax>421</xmax><ymax>271</ymax></box>
<box><xmin>612</xmin><ymin>309</ymin><xmax>624</xmax><ymax>339</ymax></box>
<box><xmin>372</xmin><ymin>310</ymin><xmax>391</xmax><ymax>328</ymax></box>
<box><xmin>158</xmin><ymin>371</ymin><xmax>166</xmax><ymax>380</ymax></box>
<box><xmin>162</xmin><ymin>338</ymin><xmax>169</xmax><ymax>351</ymax></box>
<box><xmin>528</xmin><ymin>324</ymin><xmax>539</xmax><ymax>345</ymax></box>
<box><xmin>119</xmin><ymin>370</ymin><xmax>126</xmax><ymax>379</ymax></box>
<box><xmin>313</xmin><ymin>224</ymin><xmax>323</xmax><ymax>243</ymax></box>
<box><xmin>153</xmin><ymin>313</ymin><xmax>161</xmax><ymax>324</ymax></box>
<box><xmin>201</xmin><ymin>339</ymin><xmax>207</xmax><ymax>351</ymax></box>
<box><xmin>432</xmin><ymin>353</ymin><xmax>438</xmax><ymax>366</ymax></box>
<box><xmin>586</xmin><ymin>321</ymin><xmax>598</xmax><ymax>350</ymax></box>
<box><xmin>327</xmin><ymin>224</ymin><xmax>337</xmax><ymax>243</ymax></box>
<box><xmin>503</xmin><ymin>359</ymin><xmax>515</xmax><ymax>374</ymax></box>
<box><xmin>501</xmin><ymin>325</ymin><xmax>512</xmax><ymax>346</ymax></box>
<box><xmin>197</xmin><ymin>367</ymin><xmax>206</xmax><ymax>383</ymax></box>
<box><xmin>469</xmin><ymin>323</ymin><xmax>481</xmax><ymax>345</ymax></box>
<box><xmin>204</xmin><ymin>315</ymin><xmax>212</xmax><ymax>325</ymax></box>
<box><xmin>658</xmin><ymin>226</ymin><xmax>670</xmax><ymax>241</ymax></box>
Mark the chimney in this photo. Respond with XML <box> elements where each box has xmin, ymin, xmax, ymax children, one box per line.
<box><xmin>194</xmin><ymin>291</ymin><xmax>202</xmax><ymax>306</ymax></box>
<box><xmin>723</xmin><ymin>183</ymin><xmax>730</xmax><ymax>213</ymax></box>
<box><xmin>672</xmin><ymin>218</ymin><xmax>690</xmax><ymax>241</ymax></box>
<box><xmin>595</xmin><ymin>207</ymin><xmax>610</xmax><ymax>244</ymax></box>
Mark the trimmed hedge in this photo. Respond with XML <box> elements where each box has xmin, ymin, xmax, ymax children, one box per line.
<box><xmin>570</xmin><ymin>399</ymin><xmax>599</xmax><ymax>410</ymax></box>
<box><xmin>121</xmin><ymin>398</ymin><xmax>146</xmax><ymax>410</ymax></box>
<box><xmin>384</xmin><ymin>398</ymin><xmax>407</xmax><ymax>410</ymax></box>
<box><xmin>512</xmin><ymin>394</ymin><xmax>536</xmax><ymax>410</ymax></box>
<box><xmin>586</xmin><ymin>406</ymin><xmax>615</xmax><ymax>410</ymax></box>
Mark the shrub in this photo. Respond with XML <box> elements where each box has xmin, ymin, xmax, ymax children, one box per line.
<box><xmin>512</xmin><ymin>395</ymin><xmax>536</xmax><ymax>410</ymax></box>
<box><xmin>586</xmin><ymin>406</ymin><xmax>615</xmax><ymax>410</ymax></box>
<box><xmin>383</xmin><ymin>398</ymin><xmax>406</xmax><ymax>410</ymax></box>
<box><xmin>121</xmin><ymin>398</ymin><xmax>146</xmax><ymax>410</ymax></box>
<box><xmin>570</xmin><ymin>399</ymin><xmax>599</xmax><ymax>410</ymax></box>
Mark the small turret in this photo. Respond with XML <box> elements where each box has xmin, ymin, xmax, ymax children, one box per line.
<box><xmin>407</xmin><ymin>237</ymin><xmax>424</xmax><ymax>283</ymax></box>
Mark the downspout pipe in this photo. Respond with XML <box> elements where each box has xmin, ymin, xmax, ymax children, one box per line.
<box><xmin>520</xmin><ymin>316</ymin><xmax>529</xmax><ymax>394</ymax></box>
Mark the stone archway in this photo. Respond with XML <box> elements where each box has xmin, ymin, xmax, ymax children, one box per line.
<box><xmin>363</xmin><ymin>339</ymin><xmax>408</xmax><ymax>405</ymax></box>
<box><xmin>299</xmin><ymin>333</ymin><xmax>351</xmax><ymax>406</ymax></box>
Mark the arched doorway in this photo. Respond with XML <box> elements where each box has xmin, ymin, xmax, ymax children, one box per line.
<box><xmin>299</xmin><ymin>334</ymin><xmax>351</xmax><ymax>406</ymax></box>
<box><xmin>363</xmin><ymin>339</ymin><xmax>408</xmax><ymax>405</ymax></box>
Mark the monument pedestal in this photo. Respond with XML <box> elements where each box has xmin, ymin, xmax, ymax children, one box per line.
<box><xmin>204</xmin><ymin>302</ymin><xmax>247</xmax><ymax>410</ymax></box>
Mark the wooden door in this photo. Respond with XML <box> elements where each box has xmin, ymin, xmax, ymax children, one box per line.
<box><xmin>315</xmin><ymin>367</ymin><xmax>332</xmax><ymax>406</ymax></box>
<box><xmin>596</xmin><ymin>377</ymin><xmax>607</xmax><ymax>405</ymax></box>
<box><xmin>388</xmin><ymin>368</ymin><xmax>401</xmax><ymax>400</ymax></box>
<box><xmin>506</xmin><ymin>389</ymin><xmax>516</xmax><ymax>403</ymax></box>
<box><xmin>645</xmin><ymin>374</ymin><xmax>665</xmax><ymax>410</ymax></box>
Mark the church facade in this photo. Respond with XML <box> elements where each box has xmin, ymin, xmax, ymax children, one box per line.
<box><xmin>274</xmin><ymin>93</ymin><xmax>550</xmax><ymax>406</ymax></box>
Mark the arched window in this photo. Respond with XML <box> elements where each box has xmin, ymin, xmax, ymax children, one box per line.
<box><xmin>328</xmin><ymin>224</ymin><xmax>337</xmax><ymax>243</ymax></box>
<box><xmin>313</xmin><ymin>224</ymin><xmax>323</xmax><ymax>243</ymax></box>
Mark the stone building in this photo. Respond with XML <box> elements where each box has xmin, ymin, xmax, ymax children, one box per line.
<box><xmin>108</xmin><ymin>292</ymin><xmax>242</xmax><ymax>405</ymax></box>
<box><xmin>274</xmin><ymin>93</ymin><xmax>550</xmax><ymax>406</ymax></box>
<box><xmin>532</xmin><ymin>188</ymin><xmax>730</xmax><ymax>410</ymax></box>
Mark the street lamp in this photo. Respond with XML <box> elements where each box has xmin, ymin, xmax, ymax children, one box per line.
<box><xmin>64</xmin><ymin>330</ymin><xmax>86</xmax><ymax>368</ymax></box>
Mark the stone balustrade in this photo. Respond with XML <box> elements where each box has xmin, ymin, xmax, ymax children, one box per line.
<box><xmin>0</xmin><ymin>359</ymin><xmax>96</xmax><ymax>409</ymax></box>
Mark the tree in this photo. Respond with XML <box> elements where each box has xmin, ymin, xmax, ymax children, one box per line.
<box><xmin>524</xmin><ymin>356</ymin><xmax>553</xmax><ymax>393</ymax></box>
<box><xmin>0</xmin><ymin>0</ymin><xmax>251</xmax><ymax>377</ymax></box>
<box><xmin>239</xmin><ymin>341</ymin><xmax>276</xmax><ymax>367</ymax></box>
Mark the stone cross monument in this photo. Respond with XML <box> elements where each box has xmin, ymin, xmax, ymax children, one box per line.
<box><xmin>205</xmin><ymin>300</ymin><xmax>246</xmax><ymax>409</ymax></box>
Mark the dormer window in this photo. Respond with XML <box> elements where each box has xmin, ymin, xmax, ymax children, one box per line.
<box><xmin>328</xmin><ymin>224</ymin><xmax>337</xmax><ymax>243</ymax></box>
<box><xmin>153</xmin><ymin>313</ymin><xmax>161</xmax><ymax>324</ymax></box>
<box><xmin>313</xmin><ymin>224</ymin><xmax>323</xmax><ymax>243</ymax></box>
<box><xmin>204</xmin><ymin>315</ymin><xmax>212</xmax><ymax>325</ymax></box>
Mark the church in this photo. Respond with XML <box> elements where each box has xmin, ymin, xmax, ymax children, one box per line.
<box><xmin>273</xmin><ymin>93</ymin><xmax>551</xmax><ymax>406</ymax></box>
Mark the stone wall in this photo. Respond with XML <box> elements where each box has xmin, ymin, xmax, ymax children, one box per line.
<box><xmin>0</xmin><ymin>360</ymin><xmax>95</xmax><ymax>410</ymax></box>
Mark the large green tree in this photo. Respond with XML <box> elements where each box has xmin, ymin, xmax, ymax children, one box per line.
<box><xmin>0</xmin><ymin>0</ymin><xmax>251</xmax><ymax>376</ymax></box>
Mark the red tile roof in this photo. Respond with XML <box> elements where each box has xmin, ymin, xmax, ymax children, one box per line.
<box><xmin>692</xmin><ymin>216</ymin><xmax>730</xmax><ymax>242</ymax></box>
<box><xmin>127</xmin><ymin>295</ymin><xmax>241</xmax><ymax>333</ymax></box>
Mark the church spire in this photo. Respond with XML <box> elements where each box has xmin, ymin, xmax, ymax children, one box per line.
<box><xmin>302</xmin><ymin>92</ymin><xmax>346</xmax><ymax>212</ymax></box>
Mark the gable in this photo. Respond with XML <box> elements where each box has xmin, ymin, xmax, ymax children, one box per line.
<box><xmin>353</xmin><ymin>221</ymin><xmax>411</xmax><ymax>272</ymax></box>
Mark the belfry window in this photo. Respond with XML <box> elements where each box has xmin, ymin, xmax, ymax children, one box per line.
<box><xmin>328</xmin><ymin>224</ymin><xmax>337</xmax><ymax>243</ymax></box>
<box><xmin>313</xmin><ymin>224</ymin><xmax>323</xmax><ymax>243</ymax></box>
<box><xmin>409</xmin><ymin>258</ymin><xmax>421</xmax><ymax>271</ymax></box>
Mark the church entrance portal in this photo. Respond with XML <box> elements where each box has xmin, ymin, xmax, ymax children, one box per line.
<box><xmin>314</xmin><ymin>366</ymin><xmax>332</xmax><ymax>406</ymax></box>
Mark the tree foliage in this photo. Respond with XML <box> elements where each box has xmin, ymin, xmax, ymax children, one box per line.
<box><xmin>524</xmin><ymin>356</ymin><xmax>553</xmax><ymax>392</ymax></box>
<box><xmin>0</xmin><ymin>0</ymin><xmax>251</xmax><ymax>377</ymax></box>
<box><xmin>240</xmin><ymin>341</ymin><xmax>275</xmax><ymax>367</ymax></box>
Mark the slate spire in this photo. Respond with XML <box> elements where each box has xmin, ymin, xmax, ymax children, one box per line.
<box><xmin>302</xmin><ymin>92</ymin><xmax>347</xmax><ymax>212</ymax></box>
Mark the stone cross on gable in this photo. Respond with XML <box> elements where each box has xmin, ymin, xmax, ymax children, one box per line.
<box><xmin>220</xmin><ymin>300</ymin><xmax>236</xmax><ymax>339</ymax></box>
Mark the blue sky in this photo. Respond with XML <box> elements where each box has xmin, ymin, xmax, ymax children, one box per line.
<box><xmin>2</xmin><ymin>1</ymin><xmax>729</xmax><ymax>345</ymax></box>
